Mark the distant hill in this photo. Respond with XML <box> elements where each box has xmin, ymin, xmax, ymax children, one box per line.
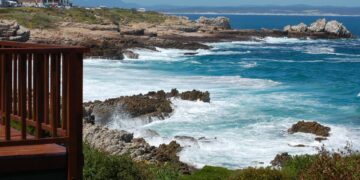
<box><xmin>69</xmin><ymin>2</ymin><xmax>360</xmax><ymax>16</ymax></box>
<box><xmin>153</xmin><ymin>5</ymin><xmax>360</xmax><ymax>16</ymax></box>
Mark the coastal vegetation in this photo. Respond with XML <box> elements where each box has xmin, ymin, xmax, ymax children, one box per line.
<box><xmin>84</xmin><ymin>143</ymin><xmax>360</xmax><ymax>180</ymax></box>
<box><xmin>0</xmin><ymin>7</ymin><xmax>167</xmax><ymax>29</ymax></box>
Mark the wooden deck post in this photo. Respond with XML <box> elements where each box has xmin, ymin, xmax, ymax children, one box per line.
<box><xmin>66</xmin><ymin>53</ymin><xmax>83</xmax><ymax>180</ymax></box>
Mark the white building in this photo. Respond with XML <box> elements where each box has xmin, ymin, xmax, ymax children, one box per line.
<box><xmin>137</xmin><ymin>8</ymin><xmax>146</xmax><ymax>12</ymax></box>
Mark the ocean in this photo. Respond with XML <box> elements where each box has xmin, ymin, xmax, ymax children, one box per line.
<box><xmin>84</xmin><ymin>15</ymin><xmax>360</xmax><ymax>169</ymax></box>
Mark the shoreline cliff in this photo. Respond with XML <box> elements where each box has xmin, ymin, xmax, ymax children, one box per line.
<box><xmin>0</xmin><ymin>8</ymin><xmax>355</xmax><ymax>60</ymax></box>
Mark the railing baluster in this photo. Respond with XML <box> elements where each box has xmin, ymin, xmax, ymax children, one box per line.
<box><xmin>13</xmin><ymin>54</ymin><xmax>18</xmax><ymax>115</ymax></box>
<box><xmin>19</xmin><ymin>54</ymin><xmax>27</xmax><ymax>140</ymax></box>
<box><xmin>4</xmin><ymin>54</ymin><xmax>12</xmax><ymax>141</ymax></box>
<box><xmin>0</xmin><ymin>54</ymin><xmax>4</xmax><ymax>125</ymax></box>
<box><xmin>61</xmin><ymin>54</ymin><xmax>68</xmax><ymax>133</ymax></box>
<box><xmin>27</xmin><ymin>55</ymin><xmax>33</xmax><ymax>119</ymax></box>
<box><xmin>34</xmin><ymin>54</ymin><xmax>45</xmax><ymax>139</ymax></box>
<box><xmin>50</xmin><ymin>53</ymin><xmax>60</xmax><ymax>137</ymax></box>
<box><xmin>44</xmin><ymin>54</ymin><xmax>49</xmax><ymax>125</ymax></box>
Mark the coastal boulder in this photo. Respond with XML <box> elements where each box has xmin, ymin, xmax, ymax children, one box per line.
<box><xmin>197</xmin><ymin>16</ymin><xmax>231</xmax><ymax>30</ymax></box>
<box><xmin>288</xmin><ymin>121</ymin><xmax>331</xmax><ymax>137</ymax></box>
<box><xmin>285</xmin><ymin>23</ymin><xmax>308</xmax><ymax>33</ymax></box>
<box><xmin>0</xmin><ymin>20</ymin><xmax>30</xmax><ymax>42</ymax></box>
<box><xmin>325</xmin><ymin>20</ymin><xmax>351</xmax><ymax>37</ymax></box>
<box><xmin>308</xmin><ymin>18</ymin><xmax>326</xmax><ymax>32</ymax></box>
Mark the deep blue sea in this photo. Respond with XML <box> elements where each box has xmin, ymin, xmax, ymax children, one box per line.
<box><xmin>84</xmin><ymin>15</ymin><xmax>360</xmax><ymax>169</ymax></box>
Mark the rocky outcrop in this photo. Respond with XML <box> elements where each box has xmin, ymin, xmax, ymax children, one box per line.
<box><xmin>197</xmin><ymin>16</ymin><xmax>231</xmax><ymax>30</ymax></box>
<box><xmin>83</xmin><ymin>123</ymin><xmax>156</xmax><ymax>161</ymax></box>
<box><xmin>180</xmin><ymin>90</ymin><xmax>210</xmax><ymax>103</ymax></box>
<box><xmin>325</xmin><ymin>20</ymin><xmax>351</xmax><ymax>37</ymax></box>
<box><xmin>284</xmin><ymin>23</ymin><xmax>307</xmax><ymax>33</ymax></box>
<box><xmin>153</xmin><ymin>141</ymin><xmax>193</xmax><ymax>174</ymax></box>
<box><xmin>83</xmin><ymin>123</ymin><xmax>193</xmax><ymax>173</ymax></box>
<box><xmin>288</xmin><ymin>121</ymin><xmax>331</xmax><ymax>137</ymax></box>
<box><xmin>284</xmin><ymin>19</ymin><xmax>352</xmax><ymax>38</ymax></box>
<box><xmin>83</xmin><ymin>89</ymin><xmax>211</xmax><ymax>125</ymax></box>
<box><xmin>0</xmin><ymin>20</ymin><xmax>30</xmax><ymax>42</ymax></box>
<box><xmin>308</xmin><ymin>18</ymin><xmax>326</xmax><ymax>32</ymax></box>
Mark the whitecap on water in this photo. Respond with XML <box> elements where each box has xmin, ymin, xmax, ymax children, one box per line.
<box><xmin>238</xmin><ymin>61</ymin><xmax>258</xmax><ymax>68</ymax></box>
<box><xmin>305</xmin><ymin>46</ymin><xmax>335</xmax><ymax>55</ymax></box>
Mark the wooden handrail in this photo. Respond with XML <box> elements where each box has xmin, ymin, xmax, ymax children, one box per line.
<box><xmin>0</xmin><ymin>41</ymin><xmax>88</xmax><ymax>179</ymax></box>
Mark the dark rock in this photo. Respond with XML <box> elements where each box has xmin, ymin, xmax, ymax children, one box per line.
<box><xmin>315</xmin><ymin>137</ymin><xmax>328</xmax><ymax>142</ymax></box>
<box><xmin>174</xmin><ymin>25</ymin><xmax>198</xmax><ymax>32</ymax></box>
<box><xmin>123</xmin><ymin>50</ymin><xmax>139</xmax><ymax>59</ymax></box>
<box><xmin>180</xmin><ymin>90</ymin><xmax>210</xmax><ymax>103</ymax></box>
<box><xmin>271</xmin><ymin>152</ymin><xmax>291</xmax><ymax>167</ymax></box>
<box><xmin>120</xmin><ymin>28</ymin><xmax>145</xmax><ymax>36</ymax></box>
<box><xmin>174</xmin><ymin>136</ymin><xmax>198</xmax><ymax>143</ymax></box>
<box><xmin>169</xmin><ymin>88</ymin><xmax>179</xmax><ymax>97</ymax></box>
<box><xmin>294</xmin><ymin>144</ymin><xmax>306</xmax><ymax>147</ymax></box>
<box><xmin>288</xmin><ymin>121</ymin><xmax>331</xmax><ymax>137</ymax></box>
<box><xmin>184</xmin><ymin>52</ymin><xmax>198</xmax><ymax>56</ymax></box>
<box><xmin>83</xmin><ymin>89</ymin><xmax>211</xmax><ymax>125</ymax></box>
<box><xmin>153</xmin><ymin>141</ymin><xmax>181</xmax><ymax>163</ymax></box>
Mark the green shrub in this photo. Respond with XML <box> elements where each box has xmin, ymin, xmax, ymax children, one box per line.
<box><xmin>181</xmin><ymin>166</ymin><xmax>233</xmax><ymax>180</ymax></box>
<box><xmin>230</xmin><ymin>167</ymin><xmax>283</xmax><ymax>180</ymax></box>
<box><xmin>83</xmin><ymin>144</ymin><xmax>147</xmax><ymax>180</ymax></box>
<box><xmin>280</xmin><ymin>154</ymin><xmax>314</xmax><ymax>179</ymax></box>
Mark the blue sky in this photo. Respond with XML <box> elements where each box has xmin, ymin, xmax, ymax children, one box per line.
<box><xmin>122</xmin><ymin>0</ymin><xmax>360</xmax><ymax>7</ymax></box>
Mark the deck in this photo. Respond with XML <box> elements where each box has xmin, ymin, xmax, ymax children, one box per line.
<box><xmin>0</xmin><ymin>125</ymin><xmax>66</xmax><ymax>173</ymax></box>
<box><xmin>0</xmin><ymin>41</ymin><xmax>88</xmax><ymax>179</ymax></box>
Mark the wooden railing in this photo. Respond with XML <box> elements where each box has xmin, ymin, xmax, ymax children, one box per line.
<box><xmin>0</xmin><ymin>41</ymin><xmax>88</xmax><ymax>179</ymax></box>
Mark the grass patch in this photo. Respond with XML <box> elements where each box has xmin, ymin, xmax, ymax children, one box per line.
<box><xmin>82</xmin><ymin>144</ymin><xmax>360</xmax><ymax>179</ymax></box>
<box><xmin>83</xmin><ymin>144</ymin><xmax>182</xmax><ymax>180</ymax></box>
<box><xmin>0</xmin><ymin>7</ymin><xmax>167</xmax><ymax>29</ymax></box>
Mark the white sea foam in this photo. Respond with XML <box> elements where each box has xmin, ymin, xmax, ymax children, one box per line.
<box><xmin>262</xmin><ymin>37</ymin><xmax>313</xmax><ymax>44</ymax></box>
<box><xmin>84</xmin><ymin>59</ymin><xmax>280</xmax><ymax>101</ymax></box>
<box><xmin>143</xmin><ymin>97</ymin><xmax>360</xmax><ymax>168</ymax></box>
<box><xmin>125</xmin><ymin>47</ymin><xmax>251</xmax><ymax>60</ymax></box>
<box><xmin>305</xmin><ymin>46</ymin><xmax>335</xmax><ymax>55</ymax></box>
<box><xmin>357</xmin><ymin>93</ymin><xmax>360</xmax><ymax>97</ymax></box>
<box><xmin>239</xmin><ymin>61</ymin><xmax>258</xmax><ymax>68</ymax></box>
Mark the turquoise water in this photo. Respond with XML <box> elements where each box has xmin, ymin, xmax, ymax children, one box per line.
<box><xmin>84</xmin><ymin>15</ymin><xmax>360</xmax><ymax>169</ymax></box>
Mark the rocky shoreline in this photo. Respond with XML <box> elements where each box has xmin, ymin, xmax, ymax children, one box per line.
<box><xmin>0</xmin><ymin>14</ymin><xmax>355</xmax><ymax>60</ymax></box>
<box><xmin>82</xmin><ymin>88</ymin><xmax>333</xmax><ymax>170</ymax></box>
<box><xmin>83</xmin><ymin>89</ymin><xmax>211</xmax><ymax>173</ymax></box>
